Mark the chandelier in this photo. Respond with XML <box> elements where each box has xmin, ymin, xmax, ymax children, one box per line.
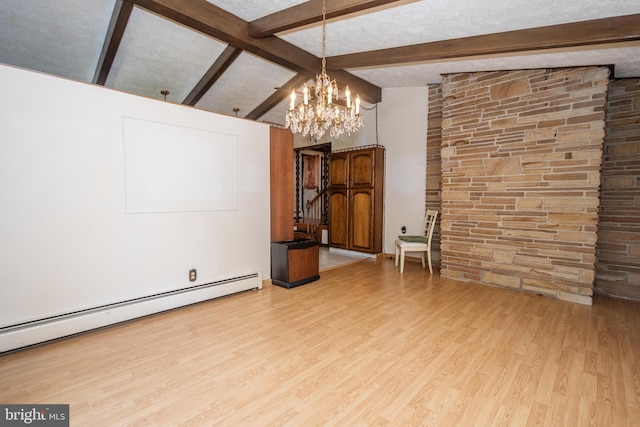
<box><xmin>285</xmin><ymin>0</ymin><xmax>363</xmax><ymax>139</ymax></box>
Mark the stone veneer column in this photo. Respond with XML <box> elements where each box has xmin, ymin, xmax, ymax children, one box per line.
<box><xmin>440</xmin><ymin>67</ymin><xmax>610</xmax><ymax>305</ymax></box>
<box><xmin>596</xmin><ymin>78</ymin><xmax>640</xmax><ymax>300</ymax></box>
<box><xmin>426</xmin><ymin>85</ymin><xmax>442</xmax><ymax>258</ymax></box>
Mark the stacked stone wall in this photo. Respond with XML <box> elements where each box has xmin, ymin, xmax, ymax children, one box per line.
<box><xmin>439</xmin><ymin>67</ymin><xmax>610</xmax><ymax>304</ymax></box>
<box><xmin>426</xmin><ymin>85</ymin><xmax>443</xmax><ymax>257</ymax></box>
<box><xmin>596</xmin><ymin>78</ymin><xmax>640</xmax><ymax>300</ymax></box>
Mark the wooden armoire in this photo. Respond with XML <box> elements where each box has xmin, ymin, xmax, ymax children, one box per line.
<box><xmin>328</xmin><ymin>146</ymin><xmax>384</xmax><ymax>254</ymax></box>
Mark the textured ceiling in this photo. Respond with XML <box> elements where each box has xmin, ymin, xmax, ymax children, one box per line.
<box><xmin>105</xmin><ymin>7</ymin><xmax>229</xmax><ymax>102</ymax></box>
<box><xmin>277</xmin><ymin>0</ymin><xmax>640</xmax><ymax>55</ymax></box>
<box><xmin>1</xmin><ymin>0</ymin><xmax>639</xmax><ymax>127</ymax></box>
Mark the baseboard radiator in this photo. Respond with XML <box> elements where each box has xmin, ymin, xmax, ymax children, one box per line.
<box><xmin>0</xmin><ymin>272</ymin><xmax>262</xmax><ymax>353</ymax></box>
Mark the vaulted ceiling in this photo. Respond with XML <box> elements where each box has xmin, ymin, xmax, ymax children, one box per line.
<box><xmin>1</xmin><ymin>0</ymin><xmax>639</xmax><ymax>127</ymax></box>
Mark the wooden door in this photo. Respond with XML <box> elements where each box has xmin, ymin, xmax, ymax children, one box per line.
<box><xmin>350</xmin><ymin>149</ymin><xmax>375</xmax><ymax>187</ymax></box>
<box><xmin>349</xmin><ymin>187</ymin><xmax>374</xmax><ymax>252</ymax></box>
<box><xmin>329</xmin><ymin>189</ymin><xmax>349</xmax><ymax>249</ymax></box>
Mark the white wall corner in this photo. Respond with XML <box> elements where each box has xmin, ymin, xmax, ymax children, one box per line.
<box><xmin>378</xmin><ymin>87</ymin><xmax>429</xmax><ymax>254</ymax></box>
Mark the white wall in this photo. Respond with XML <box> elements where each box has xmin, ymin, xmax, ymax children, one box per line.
<box><xmin>291</xmin><ymin>87</ymin><xmax>429</xmax><ymax>255</ymax></box>
<box><xmin>292</xmin><ymin>104</ymin><xmax>379</xmax><ymax>149</ymax></box>
<box><xmin>0</xmin><ymin>64</ymin><xmax>270</xmax><ymax>329</ymax></box>
<box><xmin>378</xmin><ymin>87</ymin><xmax>429</xmax><ymax>255</ymax></box>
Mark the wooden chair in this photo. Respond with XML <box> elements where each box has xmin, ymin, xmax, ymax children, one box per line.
<box><xmin>395</xmin><ymin>210</ymin><xmax>438</xmax><ymax>274</ymax></box>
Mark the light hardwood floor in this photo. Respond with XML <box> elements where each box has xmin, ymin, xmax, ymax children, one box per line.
<box><xmin>1</xmin><ymin>258</ymin><xmax>639</xmax><ymax>426</ymax></box>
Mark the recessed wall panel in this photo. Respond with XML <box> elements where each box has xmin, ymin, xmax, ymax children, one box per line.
<box><xmin>123</xmin><ymin>117</ymin><xmax>237</xmax><ymax>213</ymax></box>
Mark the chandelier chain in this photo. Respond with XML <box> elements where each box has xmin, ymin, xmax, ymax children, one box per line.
<box><xmin>321</xmin><ymin>0</ymin><xmax>327</xmax><ymax>74</ymax></box>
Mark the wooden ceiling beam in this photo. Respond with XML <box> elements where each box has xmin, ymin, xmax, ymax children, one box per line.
<box><xmin>248</xmin><ymin>0</ymin><xmax>405</xmax><ymax>38</ymax></box>
<box><xmin>93</xmin><ymin>0</ymin><xmax>133</xmax><ymax>85</ymax></box>
<box><xmin>182</xmin><ymin>46</ymin><xmax>242</xmax><ymax>106</ymax></box>
<box><xmin>132</xmin><ymin>0</ymin><xmax>381</xmax><ymax>103</ymax></box>
<box><xmin>246</xmin><ymin>72</ymin><xmax>315</xmax><ymax>121</ymax></box>
<box><xmin>328</xmin><ymin>14</ymin><xmax>640</xmax><ymax>69</ymax></box>
<box><xmin>132</xmin><ymin>0</ymin><xmax>318</xmax><ymax>72</ymax></box>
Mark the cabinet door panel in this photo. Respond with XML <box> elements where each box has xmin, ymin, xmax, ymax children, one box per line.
<box><xmin>329</xmin><ymin>153</ymin><xmax>349</xmax><ymax>187</ymax></box>
<box><xmin>350</xmin><ymin>150</ymin><xmax>375</xmax><ymax>186</ymax></box>
<box><xmin>350</xmin><ymin>188</ymin><xmax>374</xmax><ymax>252</ymax></box>
<box><xmin>329</xmin><ymin>190</ymin><xmax>348</xmax><ymax>248</ymax></box>
<box><xmin>327</xmin><ymin>147</ymin><xmax>383</xmax><ymax>254</ymax></box>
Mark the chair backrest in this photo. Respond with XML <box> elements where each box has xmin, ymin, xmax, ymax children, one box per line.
<box><xmin>422</xmin><ymin>210</ymin><xmax>439</xmax><ymax>244</ymax></box>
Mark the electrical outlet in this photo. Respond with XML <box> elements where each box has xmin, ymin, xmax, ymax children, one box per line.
<box><xmin>401</xmin><ymin>226</ymin><xmax>406</xmax><ymax>234</ymax></box>
<box><xmin>189</xmin><ymin>269</ymin><xmax>197</xmax><ymax>282</ymax></box>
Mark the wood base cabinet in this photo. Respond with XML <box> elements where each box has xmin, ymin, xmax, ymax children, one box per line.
<box><xmin>328</xmin><ymin>147</ymin><xmax>384</xmax><ymax>254</ymax></box>
<box><xmin>271</xmin><ymin>239</ymin><xmax>320</xmax><ymax>288</ymax></box>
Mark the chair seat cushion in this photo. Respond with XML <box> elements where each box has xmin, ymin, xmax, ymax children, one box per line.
<box><xmin>398</xmin><ymin>235</ymin><xmax>429</xmax><ymax>243</ymax></box>
<box><xmin>395</xmin><ymin>239</ymin><xmax>428</xmax><ymax>249</ymax></box>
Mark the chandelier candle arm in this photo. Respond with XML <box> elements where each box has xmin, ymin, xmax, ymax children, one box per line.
<box><xmin>284</xmin><ymin>0</ymin><xmax>363</xmax><ymax>140</ymax></box>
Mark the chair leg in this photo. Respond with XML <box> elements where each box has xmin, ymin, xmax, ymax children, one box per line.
<box><xmin>400</xmin><ymin>248</ymin><xmax>405</xmax><ymax>273</ymax></box>
<box><xmin>395</xmin><ymin>244</ymin><xmax>399</xmax><ymax>267</ymax></box>
<box><xmin>427</xmin><ymin>249</ymin><xmax>433</xmax><ymax>274</ymax></box>
<box><xmin>421</xmin><ymin>252</ymin><xmax>426</xmax><ymax>269</ymax></box>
